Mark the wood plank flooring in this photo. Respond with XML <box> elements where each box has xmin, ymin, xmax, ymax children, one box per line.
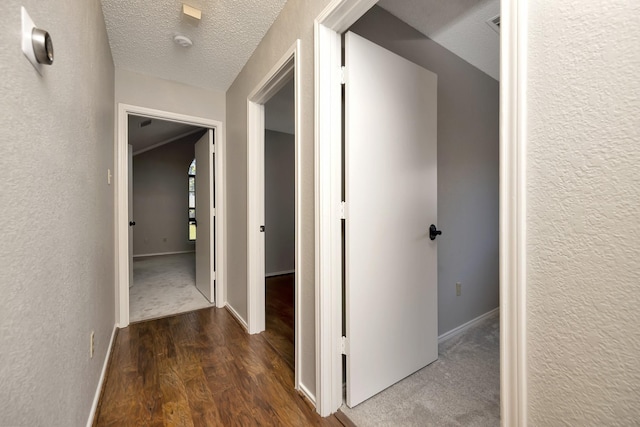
<box><xmin>261</xmin><ymin>274</ymin><xmax>295</xmax><ymax>369</ymax></box>
<box><xmin>94</xmin><ymin>306</ymin><xmax>348</xmax><ymax>427</ymax></box>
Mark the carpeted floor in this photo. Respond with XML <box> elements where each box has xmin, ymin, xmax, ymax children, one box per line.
<box><xmin>129</xmin><ymin>252</ymin><xmax>214</xmax><ymax>322</ymax></box>
<box><xmin>340</xmin><ymin>310</ymin><xmax>500</xmax><ymax>427</ymax></box>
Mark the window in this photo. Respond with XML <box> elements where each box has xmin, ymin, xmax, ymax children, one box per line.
<box><xmin>188</xmin><ymin>158</ymin><xmax>196</xmax><ymax>241</ymax></box>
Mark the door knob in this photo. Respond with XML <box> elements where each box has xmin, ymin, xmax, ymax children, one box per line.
<box><xmin>429</xmin><ymin>224</ymin><xmax>441</xmax><ymax>240</ymax></box>
<box><xmin>129</xmin><ymin>221</ymin><xmax>136</xmax><ymax>226</ymax></box>
<box><xmin>260</xmin><ymin>225</ymin><xmax>265</xmax><ymax>232</ymax></box>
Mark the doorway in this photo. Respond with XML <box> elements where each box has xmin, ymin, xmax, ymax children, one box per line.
<box><xmin>262</xmin><ymin>79</ymin><xmax>296</xmax><ymax>368</ymax></box>
<box><xmin>246</xmin><ymin>40</ymin><xmax>304</xmax><ymax>394</ymax></box>
<box><xmin>115</xmin><ymin>105</ymin><xmax>226</xmax><ymax>328</ymax></box>
<box><xmin>127</xmin><ymin>116</ymin><xmax>213</xmax><ymax>322</ymax></box>
<box><xmin>313</xmin><ymin>0</ymin><xmax>524</xmax><ymax>422</ymax></box>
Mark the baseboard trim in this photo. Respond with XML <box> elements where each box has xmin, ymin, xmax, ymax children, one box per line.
<box><xmin>133</xmin><ymin>250</ymin><xmax>195</xmax><ymax>258</ymax></box>
<box><xmin>438</xmin><ymin>307</ymin><xmax>500</xmax><ymax>344</ymax></box>
<box><xmin>298</xmin><ymin>382</ymin><xmax>317</xmax><ymax>407</ymax></box>
<box><xmin>265</xmin><ymin>269</ymin><xmax>295</xmax><ymax>278</ymax></box>
<box><xmin>86</xmin><ymin>324</ymin><xmax>118</xmax><ymax>427</ymax></box>
<box><xmin>225</xmin><ymin>303</ymin><xmax>248</xmax><ymax>332</ymax></box>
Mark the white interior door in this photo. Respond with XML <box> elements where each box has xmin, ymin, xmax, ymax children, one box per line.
<box><xmin>195</xmin><ymin>129</ymin><xmax>215</xmax><ymax>302</ymax></box>
<box><xmin>345</xmin><ymin>31</ymin><xmax>439</xmax><ymax>407</ymax></box>
<box><xmin>128</xmin><ymin>144</ymin><xmax>134</xmax><ymax>288</ymax></box>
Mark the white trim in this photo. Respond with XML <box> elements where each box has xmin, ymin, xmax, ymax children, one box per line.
<box><xmin>246</xmin><ymin>40</ymin><xmax>303</xmax><ymax>392</ymax></box>
<box><xmin>438</xmin><ymin>307</ymin><xmax>500</xmax><ymax>344</ymax></box>
<box><xmin>132</xmin><ymin>128</ymin><xmax>203</xmax><ymax>156</ymax></box>
<box><xmin>86</xmin><ymin>324</ymin><xmax>118</xmax><ymax>427</ymax></box>
<box><xmin>265</xmin><ymin>269</ymin><xmax>295</xmax><ymax>278</ymax></box>
<box><xmin>314</xmin><ymin>0</ymin><xmax>376</xmax><ymax>417</ymax></box>
<box><xmin>314</xmin><ymin>0</ymin><xmax>527</xmax><ymax>420</ymax></box>
<box><xmin>116</xmin><ymin>104</ymin><xmax>226</xmax><ymax>327</ymax></box>
<box><xmin>500</xmin><ymin>0</ymin><xmax>528</xmax><ymax>425</ymax></box>
<box><xmin>133</xmin><ymin>250</ymin><xmax>195</xmax><ymax>259</ymax></box>
<box><xmin>225</xmin><ymin>303</ymin><xmax>248</xmax><ymax>331</ymax></box>
<box><xmin>298</xmin><ymin>382</ymin><xmax>317</xmax><ymax>406</ymax></box>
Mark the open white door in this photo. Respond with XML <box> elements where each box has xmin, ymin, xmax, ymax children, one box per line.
<box><xmin>195</xmin><ymin>129</ymin><xmax>215</xmax><ymax>302</ymax></box>
<box><xmin>128</xmin><ymin>144</ymin><xmax>134</xmax><ymax>288</ymax></box>
<box><xmin>344</xmin><ymin>32</ymin><xmax>439</xmax><ymax>407</ymax></box>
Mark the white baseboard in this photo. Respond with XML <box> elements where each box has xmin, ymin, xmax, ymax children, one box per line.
<box><xmin>133</xmin><ymin>250</ymin><xmax>195</xmax><ymax>258</ymax></box>
<box><xmin>265</xmin><ymin>269</ymin><xmax>295</xmax><ymax>278</ymax></box>
<box><xmin>298</xmin><ymin>382</ymin><xmax>316</xmax><ymax>407</ymax></box>
<box><xmin>225</xmin><ymin>303</ymin><xmax>248</xmax><ymax>331</ymax></box>
<box><xmin>438</xmin><ymin>307</ymin><xmax>500</xmax><ymax>344</ymax></box>
<box><xmin>86</xmin><ymin>324</ymin><xmax>118</xmax><ymax>427</ymax></box>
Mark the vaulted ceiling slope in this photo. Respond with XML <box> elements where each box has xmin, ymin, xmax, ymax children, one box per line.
<box><xmin>100</xmin><ymin>0</ymin><xmax>288</xmax><ymax>92</ymax></box>
<box><xmin>377</xmin><ymin>0</ymin><xmax>500</xmax><ymax>80</ymax></box>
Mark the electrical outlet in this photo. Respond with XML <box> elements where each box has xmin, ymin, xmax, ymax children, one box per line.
<box><xmin>90</xmin><ymin>331</ymin><xmax>95</xmax><ymax>358</ymax></box>
<box><xmin>456</xmin><ymin>282</ymin><xmax>462</xmax><ymax>296</ymax></box>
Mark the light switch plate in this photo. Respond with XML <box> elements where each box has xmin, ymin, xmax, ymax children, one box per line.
<box><xmin>21</xmin><ymin>7</ymin><xmax>42</xmax><ymax>73</ymax></box>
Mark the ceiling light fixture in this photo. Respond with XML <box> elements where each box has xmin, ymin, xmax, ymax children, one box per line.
<box><xmin>173</xmin><ymin>34</ymin><xmax>193</xmax><ymax>48</ymax></box>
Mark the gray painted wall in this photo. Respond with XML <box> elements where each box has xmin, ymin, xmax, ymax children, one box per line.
<box><xmin>0</xmin><ymin>1</ymin><xmax>115</xmax><ymax>425</ymax></box>
<box><xmin>133</xmin><ymin>133</ymin><xmax>203</xmax><ymax>256</ymax></box>
<box><xmin>226</xmin><ymin>0</ymin><xmax>333</xmax><ymax>397</ymax></box>
<box><xmin>265</xmin><ymin>130</ymin><xmax>295</xmax><ymax>275</ymax></box>
<box><xmin>351</xmin><ymin>6</ymin><xmax>500</xmax><ymax>335</ymax></box>
<box><xmin>115</xmin><ymin>68</ymin><xmax>226</xmax><ymax>123</ymax></box>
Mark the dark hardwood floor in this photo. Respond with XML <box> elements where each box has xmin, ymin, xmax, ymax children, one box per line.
<box><xmin>262</xmin><ymin>274</ymin><xmax>295</xmax><ymax>369</ymax></box>
<box><xmin>94</xmin><ymin>305</ymin><xmax>349</xmax><ymax>426</ymax></box>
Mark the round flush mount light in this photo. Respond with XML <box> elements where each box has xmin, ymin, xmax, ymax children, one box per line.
<box><xmin>173</xmin><ymin>34</ymin><xmax>193</xmax><ymax>48</ymax></box>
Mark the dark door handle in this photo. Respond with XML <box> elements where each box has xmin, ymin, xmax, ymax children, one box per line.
<box><xmin>129</xmin><ymin>221</ymin><xmax>136</xmax><ymax>226</ymax></box>
<box><xmin>429</xmin><ymin>224</ymin><xmax>442</xmax><ymax>240</ymax></box>
<box><xmin>260</xmin><ymin>225</ymin><xmax>265</xmax><ymax>232</ymax></box>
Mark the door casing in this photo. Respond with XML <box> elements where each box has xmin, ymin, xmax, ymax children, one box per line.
<box><xmin>246</xmin><ymin>40</ymin><xmax>305</xmax><ymax>397</ymax></box>
<box><xmin>313</xmin><ymin>0</ymin><xmax>528</xmax><ymax>423</ymax></box>
<box><xmin>115</xmin><ymin>104</ymin><xmax>226</xmax><ymax>327</ymax></box>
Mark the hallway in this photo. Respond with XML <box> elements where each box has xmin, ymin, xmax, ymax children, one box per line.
<box><xmin>94</xmin><ymin>307</ymin><xmax>351</xmax><ymax>426</ymax></box>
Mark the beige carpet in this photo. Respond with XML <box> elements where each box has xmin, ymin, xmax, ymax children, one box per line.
<box><xmin>341</xmin><ymin>310</ymin><xmax>500</xmax><ymax>427</ymax></box>
<box><xmin>129</xmin><ymin>252</ymin><xmax>214</xmax><ymax>323</ymax></box>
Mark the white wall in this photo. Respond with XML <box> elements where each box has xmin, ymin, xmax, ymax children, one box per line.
<box><xmin>115</xmin><ymin>68</ymin><xmax>226</xmax><ymax>123</ymax></box>
<box><xmin>133</xmin><ymin>133</ymin><xmax>202</xmax><ymax>256</ymax></box>
<box><xmin>265</xmin><ymin>130</ymin><xmax>295</xmax><ymax>275</ymax></box>
<box><xmin>350</xmin><ymin>6</ymin><xmax>500</xmax><ymax>335</ymax></box>
<box><xmin>526</xmin><ymin>0</ymin><xmax>640</xmax><ymax>424</ymax></box>
<box><xmin>0</xmin><ymin>1</ymin><xmax>115</xmax><ymax>425</ymax></box>
<box><xmin>225</xmin><ymin>0</ymin><xmax>333</xmax><ymax>398</ymax></box>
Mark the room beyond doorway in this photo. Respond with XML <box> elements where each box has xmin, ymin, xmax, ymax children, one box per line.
<box><xmin>115</xmin><ymin>104</ymin><xmax>226</xmax><ymax>328</ymax></box>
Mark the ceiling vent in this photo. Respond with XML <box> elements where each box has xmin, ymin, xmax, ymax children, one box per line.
<box><xmin>486</xmin><ymin>15</ymin><xmax>500</xmax><ymax>33</ymax></box>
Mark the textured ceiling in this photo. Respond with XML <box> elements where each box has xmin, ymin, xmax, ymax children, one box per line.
<box><xmin>128</xmin><ymin>115</ymin><xmax>204</xmax><ymax>154</ymax></box>
<box><xmin>378</xmin><ymin>0</ymin><xmax>500</xmax><ymax>80</ymax></box>
<box><xmin>100</xmin><ymin>0</ymin><xmax>289</xmax><ymax>92</ymax></box>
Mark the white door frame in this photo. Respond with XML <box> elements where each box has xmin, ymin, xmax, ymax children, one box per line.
<box><xmin>115</xmin><ymin>104</ymin><xmax>226</xmax><ymax>327</ymax></box>
<box><xmin>313</xmin><ymin>0</ymin><xmax>528</xmax><ymax>423</ymax></box>
<box><xmin>246</xmin><ymin>41</ymin><xmax>303</xmax><ymax>390</ymax></box>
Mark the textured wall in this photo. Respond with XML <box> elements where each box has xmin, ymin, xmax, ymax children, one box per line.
<box><xmin>115</xmin><ymin>68</ymin><xmax>226</xmax><ymax>123</ymax></box>
<box><xmin>0</xmin><ymin>1</ymin><xmax>115</xmax><ymax>425</ymax></box>
<box><xmin>351</xmin><ymin>7</ymin><xmax>500</xmax><ymax>335</ymax></box>
<box><xmin>527</xmin><ymin>0</ymin><xmax>640</xmax><ymax>424</ymax></box>
<box><xmin>133</xmin><ymin>134</ymin><xmax>202</xmax><ymax>256</ymax></box>
<box><xmin>265</xmin><ymin>130</ymin><xmax>295</xmax><ymax>275</ymax></box>
<box><xmin>226</xmin><ymin>0</ymin><xmax>333</xmax><ymax>397</ymax></box>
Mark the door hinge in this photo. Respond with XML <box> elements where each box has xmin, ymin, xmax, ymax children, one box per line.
<box><xmin>339</xmin><ymin>201</ymin><xmax>346</xmax><ymax>220</ymax></box>
<box><xmin>212</xmin><ymin>271</ymin><xmax>217</xmax><ymax>281</ymax></box>
<box><xmin>340</xmin><ymin>336</ymin><xmax>349</xmax><ymax>355</ymax></box>
<box><xmin>340</xmin><ymin>66</ymin><xmax>346</xmax><ymax>85</ymax></box>
<box><xmin>212</xmin><ymin>144</ymin><xmax>216</xmax><ymax>153</ymax></box>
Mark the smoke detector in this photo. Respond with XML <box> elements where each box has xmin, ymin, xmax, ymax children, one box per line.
<box><xmin>173</xmin><ymin>34</ymin><xmax>193</xmax><ymax>48</ymax></box>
